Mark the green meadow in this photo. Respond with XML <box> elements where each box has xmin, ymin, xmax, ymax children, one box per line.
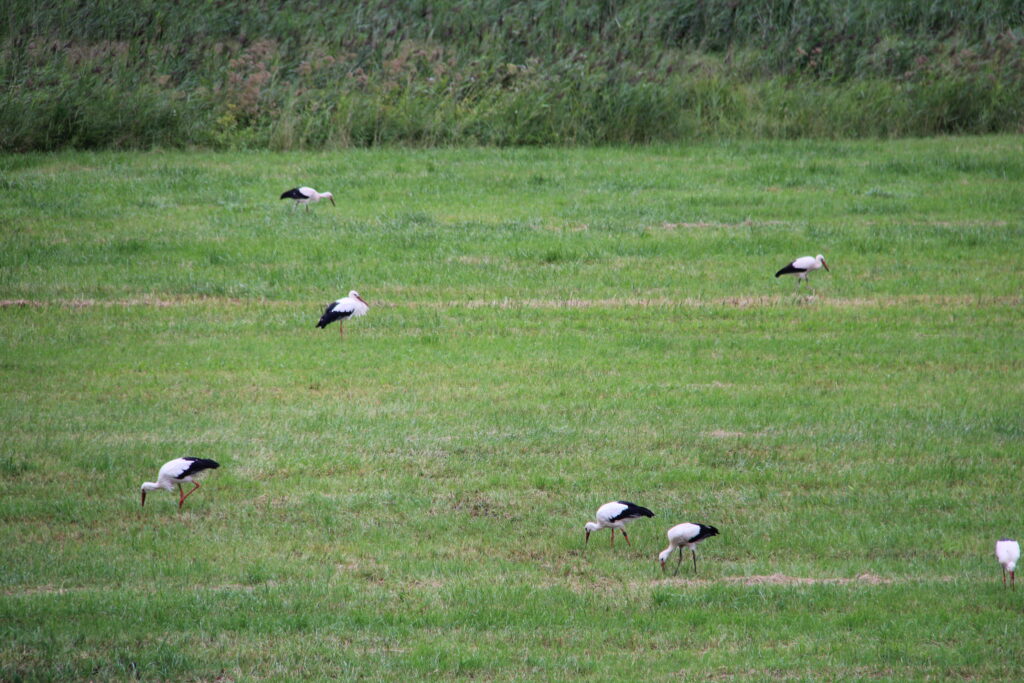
<box><xmin>2</xmin><ymin>137</ymin><xmax>1023</xmax><ymax>680</ymax></box>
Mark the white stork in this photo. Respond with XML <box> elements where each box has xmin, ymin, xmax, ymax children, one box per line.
<box><xmin>584</xmin><ymin>501</ymin><xmax>655</xmax><ymax>547</ymax></box>
<box><xmin>140</xmin><ymin>457</ymin><xmax>220</xmax><ymax>508</ymax></box>
<box><xmin>316</xmin><ymin>291</ymin><xmax>369</xmax><ymax>337</ymax></box>
<box><xmin>280</xmin><ymin>187</ymin><xmax>335</xmax><ymax>210</ymax></box>
<box><xmin>775</xmin><ymin>254</ymin><xmax>830</xmax><ymax>284</ymax></box>
<box><xmin>658</xmin><ymin>523</ymin><xmax>719</xmax><ymax>574</ymax></box>
<box><xmin>996</xmin><ymin>538</ymin><xmax>1020</xmax><ymax>590</ymax></box>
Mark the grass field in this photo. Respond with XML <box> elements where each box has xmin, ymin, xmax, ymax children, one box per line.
<box><xmin>2</xmin><ymin>137</ymin><xmax>1024</xmax><ymax>680</ymax></box>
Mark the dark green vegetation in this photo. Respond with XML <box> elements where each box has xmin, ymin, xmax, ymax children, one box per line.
<box><xmin>2</xmin><ymin>137</ymin><xmax>1024</xmax><ymax>680</ymax></box>
<box><xmin>3</xmin><ymin>1</ymin><xmax>1024</xmax><ymax>150</ymax></box>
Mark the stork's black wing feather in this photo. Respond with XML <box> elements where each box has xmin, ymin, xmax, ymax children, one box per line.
<box><xmin>316</xmin><ymin>309</ymin><xmax>345</xmax><ymax>328</ymax></box>
<box><xmin>775</xmin><ymin>262</ymin><xmax>805</xmax><ymax>277</ymax></box>
<box><xmin>611</xmin><ymin>501</ymin><xmax>655</xmax><ymax>521</ymax></box>
<box><xmin>178</xmin><ymin>457</ymin><xmax>220</xmax><ymax>478</ymax></box>
<box><xmin>316</xmin><ymin>302</ymin><xmax>356</xmax><ymax>328</ymax></box>
<box><xmin>280</xmin><ymin>188</ymin><xmax>310</xmax><ymax>200</ymax></box>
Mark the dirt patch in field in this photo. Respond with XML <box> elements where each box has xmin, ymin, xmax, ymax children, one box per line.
<box><xmin>0</xmin><ymin>299</ymin><xmax>46</xmax><ymax>308</ymax></box>
<box><xmin>828</xmin><ymin>294</ymin><xmax>1022</xmax><ymax>308</ymax></box>
<box><xmin>0</xmin><ymin>299</ymin><xmax>59</xmax><ymax>308</ymax></box>
<box><xmin>456</xmin><ymin>297</ymin><xmax>677</xmax><ymax>309</ymax></box>
<box><xmin>655</xmin><ymin>572</ymin><xmax>949</xmax><ymax>587</ymax></box>
<box><xmin>411</xmin><ymin>295</ymin><xmax>1022</xmax><ymax>310</ymax></box>
<box><xmin>703</xmin><ymin>667</ymin><xmax>898</xmax><ymax>681</ymax></box>
<box><xmin>197</xmin><ymin>582</ymin><xmax>265</xmax><ymax>592</ymax></box>
<box><xmin>447</xmin><ymin>255</ymin><xmax>495</xmax><ymax>265</ymax></box>
<box><xmin>3</xmin><ymin>582</ymin><xmax>269</xmax><ymax>597</ymax></box>
<box><xmin>67</xmin><ymin>297</ymin><xmax>183</xmax><ymax>308</ymax></box>
<box><xmin>722</xmin><ymin>572</ymin><xmax>893</xmax><ymax>586</ymax></box>
<box><xmin>3</xmin><ymin>294</ymin><xmax>1020</xmax><ymax>310</ymax></box>
<box><xmin>659</xmin><ymin>221</ymin><xmax>730</xmax><ymax>230</ymax></box>
<box><xmin>656</xmin><ymin>220</ymin><xmax>787</xmax><ymax>230</ymax></box>
<box><xmin>542</xmin><ymin>571</ymin><xmax>915</xmax><ymax>596</ymax></box>
<box><xmin>0</xmin><ymin>296</ymin><xmax>252</xmax><ymax>309</ymax></box>
<box><xmin>3</xmin><ymin>584</ymin><xmax>76</xmax><ymax>596</ymax></box>
<box><xmin>704</xmin><ymin>426</ymin><xmax>772</xmax><ymax>439</ymax></box>
<box><xmin>707</xmin><ymin>429</ymin><xmax>748</xmax><ymax>439</ymax></box>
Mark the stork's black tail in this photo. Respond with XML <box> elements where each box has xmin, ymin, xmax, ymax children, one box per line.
<box><xmin>618</xmin><ymin>501</ymin><xmax>655</xmax><ymax>518</ymax></box>
<box><xmin>775</xmin><ymin>263</ymin><xmax>801</xmax><ymax>278</ymax></box>
<box><xmin>179</xmin><ymin>457</ymin><xmax>220</xmax><ymax>477</ymax></box>
<box><xmin>316</xmin><ymin>309</ymin><xmax>344</xmax><ymax>329</ymax></box>
<box><xmin>280</xmin><ymin>188</ymin><xmax>306</xmax><ymax>200</ymax></box>
<box><xmin>692</xmin><ymin>524</ymin><xmax>719</xmax><ymax>543</ymax></box>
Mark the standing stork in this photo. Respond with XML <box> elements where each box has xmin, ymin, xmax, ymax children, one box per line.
<box><xmin>280</xmin><ymin>187</ymin><xmax>335</xmax><ymax>210</ymax></box>
<box><xmin>316</xmin><ymin>291</ymin><xmax>369</xmax><ymax>337</ymax></box>
<box><xmin>140</xmin><ymin>457</ymin><xmax>220</xmax><ymax>509</ymax></box>
<box><xmin>658</xmin><ymin>523</ymin><xmax>719</xmax><ymax>574</ymax></box>
<box><xmin>775</xmin><ymin>254</ymin><xmax>830</xmax><ymax>284</ymax></box>
<box><xmin>584</xmin><ymin>501</ymin><xmax>655</xmax><ymax>548</ymax></box>
<box><xmin>996</xmin><ymin>538</ymin><xmax>1020</xmax><ymax>590</ymax></box>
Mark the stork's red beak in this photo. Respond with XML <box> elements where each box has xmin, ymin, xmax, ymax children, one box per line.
<box><xmin>141</xmin><ymin>491</ymin><xmax>147</xmax><ymax>507</ymax></box>
<box><xmin>356</xmin><ymin>294</ymin><xmax>368</xmax><ymax>306</ymax></box>
<box><xmin>329</xmin><ymin>196</ymin><xmax>336</xmax><ymax>207</ymax></box>
<box><xmin>822</xmin><ymin>260</ymin><xmax>830</xmax><ymax>271</ymax></box>
<box><xmin>585</xmin><ymin>530</ymin><xmax>591</xmax><ymax>545</ymax></box>
<box><xmin>660</xmin><ymin>559</ymin><xmax>666</xmax><ymax>574</ymax></box>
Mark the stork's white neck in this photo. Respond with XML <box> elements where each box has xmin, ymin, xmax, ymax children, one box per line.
<box><xmin>141</xmin><ymin>481</ymin><xmax>171</xmax><ymax>492</ymax></box>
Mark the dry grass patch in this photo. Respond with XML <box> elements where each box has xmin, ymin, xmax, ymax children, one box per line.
<box><xmin>707</xmin><ymin>429</ymin><xmax>749</xmax><ymax>439</ymax></box>
<box><xmin>725</xmin><ymin>572</ymin><xmax>893</xmax><ymax>586</ymax></box>
<box><xmin>5</xmin><ymin>295</ymin><xmax>1019</xmax><ymax>311</ymax></box>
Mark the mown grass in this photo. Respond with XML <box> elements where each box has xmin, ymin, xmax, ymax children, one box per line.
<box><xmin>2</xmin><ymin>137</ymin><xmax>1024</xmax><ymax>680</ymax></box>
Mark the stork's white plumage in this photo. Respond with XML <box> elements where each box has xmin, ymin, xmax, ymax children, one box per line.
<box><xmin>584</xmin><ymin>501</ymin><xmax>655</xmax><ymax>547</ymax></box>
<box><xmin>140</xmin><ymin>457</ymin><xmax>220</xmax><ymax>508</ymax></box>
<box><xmin>658</xmin><ymin>523</ymin><xmax>719</xmax><ymax>574</ymax></box>
<box><xmin>996</xmin><ymin>538</ymin><xmax>1020</xmax><ymax>590</ymax></box>
<box><xmin>316</xmin><ymin>291</ymin><xmax>369</xmax><ymax>337</ymax></box>
<box><xmin>280</xmin><ymin>186</ymin><xmax>335</xmax><ymax>210</ymax></box>
<box><xmin>775</xmin><ymin>254</ymin><xmax>830</xmax><ymax>283</ymax></box>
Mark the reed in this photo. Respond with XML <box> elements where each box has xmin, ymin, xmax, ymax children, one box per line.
<box><xmin>2</xmin><ymin>1</ymin><xmax>1022</xmax><ymax>150</ymax></box>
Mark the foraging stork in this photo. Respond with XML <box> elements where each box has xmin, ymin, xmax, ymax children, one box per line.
<box><xmin>316</xmin><ymin>291</ymin><xmax>369</xmax><ymax>337</ymax></box>
<box><xmin>140</xmin><ymin>457</ymin><xmax>220</xmax><ymax>509</ymax></box>
<box><xmin>658</xmin><ymin>523</ymin><xmax>719</xmax><ymax>574</ymax></box>
<box><xmin>996</xmin><ymin>538</ymin><xmax>1020</xmax><ymax>590</ymax></box>
<box><xmin>280</xmin><ymin>187</ymin><xmax>335</xmax><ymax>210</ymax></box>
<box><xmin>775</xmin><ymin>254</ymin><xmax>830</xmax><ymax>284</ymax></box>
<box><xmin>584</xmin><ymin>501</ymin><xmax>655</xmax><ymax>548</ymax></box>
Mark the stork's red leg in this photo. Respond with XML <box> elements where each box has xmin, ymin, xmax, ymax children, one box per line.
<box><xmin>610</xmin><ymin>529</ymin><xmax>614</xmax><ymax>548</ymax></box>
<box><xmin>1004</xmin><ymin>568</ymin><xmax>1007</xmax><ymax>586</ymax></box>
<box><xmin>179</xmin><ymin>481</ymin><xmax>201</xmax><ymax>506</ymax></box>
<box><xmin>622</xmin><ymin>530</ymin><xmax>631</xmax><ymax>547</ymax></box>
<box><xmin>339</xmin><ymin>322</ymin><xmax>344</xmax><ymax>338</ymax></box>
<box><xmin>178</xmin><ymin>483</ymin><xmax>185</xmax><ymax>508</ymax></box>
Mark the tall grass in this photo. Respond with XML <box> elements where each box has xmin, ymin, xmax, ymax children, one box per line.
<box><xmin>2</xmin><ymin>0</ymin><xmax>1023</xmax><ymax>150</ymax></box>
